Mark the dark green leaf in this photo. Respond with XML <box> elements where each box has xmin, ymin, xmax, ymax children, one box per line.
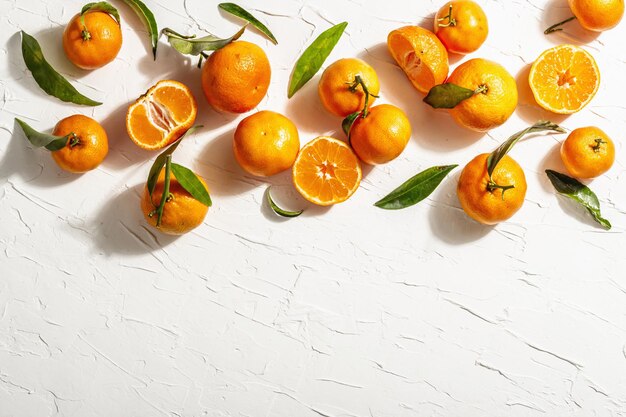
<box><xmin>423</xmin><ymin>83</ymin><xmax>475</xmax><ymax>109</ymax></box>
<box><xmin>487</xmin><ymin>121</ymin><xmax>566</xmax><ymax>178</ymax></box>
<box><xmin>15</xmin><ymin>118</ymin><xmax>69</xmax><ymax>151</ymax></box>
<box><xmin>288</xmin><ymin>21</ymin><xmax>347</xmax><ymax>98</ymax></box>
<box><xmin>171</xmin><ymin>163</ymin><xmax>212</xmax><ymax>207</ymax></box>
<box><xmin>266</xmin><ymin>187</ymin><xmax>303</xmax><ymax>217</ymax></box>
<box><xmin>341</xmin><ymin>111</ymin><xmax>360</xmax><ymax>137</ymax></box>
<box><xmin>546</xmin><ymin>169</ymin><xmax>611</xmax><ymax>229</ymax></box>
<box><xmin>147</xmin><ymin>125</ymin><xmax>202</xmax><ymax>197</ymax></box>
<box><xmin>122</xmin><ymin>0</ymin><xmax>159</xmax><ymax>59</ymax></box>
<box><xmin>375</xmin><ymin>165</ymin><xmax>458</xmax><ymax>210</ymax></box>
<box><xmin>81</xmin><ymin>2</ymin><xmax>121</xmax><ymax>25</ymax></box>
<box><xmin>161</xmin><ymin>26</ymin><xmax>245</xmax><ymax>56</ymax></box>
<box><xmin>218</xmin><ymin>3</ymin><xmax>277</xmax><ymax>45</ymax></box>
<box><xmin>20</xmin><ymin>31</ymin><xmax>101</xmax><ymax>106</ymax></box>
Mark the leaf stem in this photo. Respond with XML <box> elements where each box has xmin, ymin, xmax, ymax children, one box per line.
<box><xmin>544</xmin><ymin>15</ymin><xmax>577</xmax><ymax>34</ymax></box>
<box><xmin>437</xmin><ymin>4</ymin><xmax>456</xmax><ymax>27</ymax></box>
<box><xmin>155</xmin><ymin>155</ymin><xmax>172</xmax><ymax>228</ymax></box>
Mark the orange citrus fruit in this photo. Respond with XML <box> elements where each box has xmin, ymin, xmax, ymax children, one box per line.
<box><xmin>561</xmin><ymin>126</ymin><xmax>615</xmax><ymax>179</ymax></box>
<box><xmin>447</xmin><ymin>58</ymin><xmax>518</xmax><ymax>132</ymax></box>
<box><xmin>318</xmin><ymin>58</ymin><xmax>380</xmax><ymax>117</ymax></box>
<box><xmin>292</xmin><ymin>136</ymin><xmax>362</xmax><ymax>206</ymax></box>
<box><xmin>387</xmin><ymin>26</ymin><xmax>449</xmax><ymax>94</ymax></box>
<box><xmin>126</xmin><ymin>80</ymin><xmax>197</xmax><ymax>151</ymax></box>
<box><xmin>233</xmin><ymin>111</ymin><xmax>300</xmax><ymax>177</ymax></box>
<box><xmin>63</xmin><ymin>11</ymin><xmax>122</xmax><ymax>70</ymax></box>
<box><xmin>201</xmin><ymin>41</ymin><xmax>271</xmax><ymax>113</ymax></box>
<box><xmin>457</xmin><ymin>153</ymin><xmax>527</xmax><ymax>225</ymax></box>
<box><xmin>529</xmin><ymin>44</ymin><xmax>600</xmax><ymax>114</ymax></box>
<box><xmin>434</xmin><ymin>0</ymin><xmax>489</xmax><ymax>55</ymax></box>
<box><xmin>141</xmin><ymin>169</ymin><xmax>209</xmax><ymax>235</ymax></box>
<box><xmin>349</xmin><ymin>104</ymin><xmax>411</xmax><ymax>165</ymax></box>
<box><xmin>51</xmin><ymin>114</ymin><xmax>108</xmax><ymax>173</ymax></box>
<box><xmin>569</xmin><ymin>0</ymin><xmax>624</xmax><ymax>31</ymax></box>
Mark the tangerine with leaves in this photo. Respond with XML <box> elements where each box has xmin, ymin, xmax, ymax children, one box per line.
<box><xmin>434</xmin><ymin>0</ymin><xmax>488</xmax><ymax>55</ymax></box>
<box><xmin>561</xmin><ymin>126</ymin><xmax>615</xmax><ymax>179</ymax></box>
<box><xmin>63</xmin><ymin>3</ymin><xmax>122</xmax><ymax>70</ymax></box>
<box><xmin>546</xmin><ymin>0</ymin><xmax>624</xmax><ymax>33</ymax></box>
<box><xmin>51</xmin><ymin>114</ymin><xmax>108</xmax><ymax>173</ymax></box>
<box><xmin>202</xmin><ymin>40</ymin><xmax>271</xmax><ymax>113</ymax></box>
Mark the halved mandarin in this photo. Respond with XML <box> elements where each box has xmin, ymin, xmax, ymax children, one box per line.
<box><xmin>292</xmin><ymin>136</ymin><xmax>362</xmax><ymax>206</ymax></box>
<box><xmin>387</xmin><ymin>26</ymin><xmax>449</xmax><ymax>94</ymax></box>
<box><xmin>126</xmin><ymin>80</ymin><xmax>197</xmax><ymax>150</ymax></box>
<box><xmin>529</xmin><ymin>44</ymin><xmax>600</xmax><ymax>114</ymax></box>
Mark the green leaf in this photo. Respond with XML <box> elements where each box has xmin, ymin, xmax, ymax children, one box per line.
<box><xmin>487</xmin><ymin>121</ymin><xmax>566</xmax><ymax>178</ymax></box>
<box><xmin>218</xmin><ymin>3</ymin><xmax>277</xmax><ymax>45</ymax></box>
<box><xmin>161</xmin><ymin>26</ymin><xmax>246</xmax><ymax>56</ymax></box>
<box><xmin>423</xmin><ymin>83</ymin><xmax>475</xmax><ymax>109</ymax></box>
<box><xmin>81</xmin><ymin>2</ymin><xmax>121</xmax><ymax>25</ymax></box>
<box><xmin>375</xmin><ymin>165</ymin><xmax>458</xmax><ymax>210</ymax></box>
<box><xmin>341</xmin><ymin>111</ymin><xmax>360</xmax><ymax>137</ymax></box>
<box><xmin>15</xmin><ymin>118</ymin><xmax>69</xmax><ymax>151</ymax></box>
<box><xmin>20</xmin><ymin>31</ymin><xmax>101</xmax><ymax>106</ymax></box>
<box><xmin>266</xmin><ymin>187</ymin><xmax>303</xmax><ymax>217</ymax></box>
<box><xmin>171</xmin><ymin>163</ymin><xmax>212</xmax><ymax>207</ymax></box>
<box><xmin>545</xmin><ymin>169</ymin><xmax>611</xmax><ymax>229</ymax></box>
<box><xmin>288</xmin><ymin>21</ymin><xmax>348</xmax><ymax>98</ymax></box>
<box><xmin>122</xmin><ymin>0</ymin><xmax>159</xmax><ymax>59</ymax></box>
<box><xmin>146</xmin><ymin>125</ymin><xmax>202</xmax><ymax>197</ymax></box>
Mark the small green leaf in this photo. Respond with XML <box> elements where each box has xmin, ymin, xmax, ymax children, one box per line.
<box><xmin>122</xmin><ymin>0</ymin><xmax>159</xmax><ymax>59</ymax></box>
<box><xmin>146</xmin><ymin>126</ymin><xmax>202</xmax><ymax>198</ymax></box>
<box><xmin>546</xmin><ymin>169</ymin><xmax>611</xmax><ymax>229</ymax></box>
<box><xmin>288</xmin><ymin>21</ymin><xmax>348</xmax><ymax>98</ymax></box>
<box><xmin>15</xmin><ymin>118</ymin><xmax>69</xmax><ymax>151</ymax></box>
<box><xmin>487</xmin><ymin>121</ymin><xmax>566</xmax><ymax>178</ymax></box>
<box><xmin>161</xmin><ymin>26</ymin><xmax>246</xmax><ymax>56</ymax></box>
<box><xmin>266</xmin><ymin>187</ymin><xmax>303</xmax><ymax>218</ymax></box>
<box><xmin>218</xmin><ymin>3</ymin><xmax>277</xmax><ymax>45</ymax></box>
<box><xmin>423</xmin><ymin>83</ymin><xmax>475</xmax><ymax>109</ymax></box>
<box><xmin>20</xmin><ymin>31</ymin><xmax>101</xmax><ymax>106</ymax></box>
<box><xmin>81</xmin><ymin>2</ymin><xmax>121</xmax><ymax>25</ymax></box>
<box><xmin>341</xmin><ymin>111</ymin><xmax>360</xmax><ymax>137</ymax></box>
<box><xmin>171</xmin><ymin>163</ymin><xmax>212</xmax><ymax>207</ymax></box>
<box><xmin>375</xmin><ymin>165</ymin><xmax>458</xmax><ymax>210</ymax></box>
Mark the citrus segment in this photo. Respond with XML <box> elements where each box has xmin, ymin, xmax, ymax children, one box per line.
<box><xmin>529</xmin><ymin>44</ymin><xmax>600</xmax><ymax>114</ymax></box>
<box><xmin>293</xmin><ymin>136</ymin><xmax>362</xmax><ymax>206</ymax></box>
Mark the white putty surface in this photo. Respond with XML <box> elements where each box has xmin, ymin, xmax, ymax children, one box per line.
<box><xmin>2</xmin><ymin>0</ymin><xmax>626</xmax><ymax>415</ymax></box>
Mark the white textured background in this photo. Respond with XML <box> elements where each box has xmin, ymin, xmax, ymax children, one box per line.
<box><xmin>2</xmin><ymin>0</ymin><xmax>626</xmax><ymax>415</ymax></box>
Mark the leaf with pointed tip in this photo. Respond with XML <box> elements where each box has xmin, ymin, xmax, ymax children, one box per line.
<box><xmin>161</xmin><ymin>26</ymin><xmax>245</xmax><ymax>56</ymax></box>
<box><xmin>341</xmin><ymin>111</ymin><xmax>360</xmax><ymax>138</ymax></box>
<box><xmin>423</xmin><ymin>83</ymin><xmax>475</xmax><ymax>109</ymax></box>
<box><xmin>266</xmin><ymin>187</ymin><xmax>303</xmax><ymax>217</ymax></box>
<box><xmin>170</xmin><ymin>163</ymin><xmax>212</xmax><ymax>206</ymax></box>
<box><xmin>546</xmin><ymin>169</ymin><xmax>611</xmax><ymax>229</ymax></box>
<box><xmin>15</xmin><ymin>118</ymin><xmax>69</xmax><ymax>151</ymax></box>
<box><xmin>122</xmin><ymin>0</ymin><xmax>158</xmax><ymax>59</ymax></box>
<box><xmin>81</xmin><ymin>2</ymin><xmax>121</xmax><ymax>24</ymax></box>
<box><xmin>218</xmin><ymin>3</ymin><xmax>277</xmax><ymax>45</ymax></box>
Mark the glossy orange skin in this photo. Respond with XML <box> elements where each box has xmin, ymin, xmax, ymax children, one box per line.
<box><xmin>51</xmin><ymin>115</ymin><xmax>108</xmax><ymax>173</ymax></box>
<box><xmin>434</xmin><ymin>0</ymin><xmax>489</xmax><ymax>55</ymax></box>
<box><xmin>63</xmin><ymin>11</ymin><xmax>122</xmax><ymax>70</ymax></box>
<box><xmin>202</xmin><ymin>41</ymin><xmax>271</xmax><ymax>113</ymax></box>
<box><xmin>569</xmin><ymin>0</ymin><xmax>624</xmax><ymax>31</ymax></box>
<box><xmin>318</xmin><ymin>58</ymin><xmax>380</xmax><ymax>117</ymax></box>
<box><xmin>349</xmin><ymin>104</ymin><xmax>412</xmax><ymax>165</ymax></box>
<box><xmin>457</xmin><ymin>153</ymin><xmax>527</xmax><ymax>225</ymax></box>
<box><xmin>561</xmin><ymin>126</ymin><xmax>615</xmax><ymax>179</ymax></box>
<box><xmin>233</xmin><ymin>111</ymin><xmax>300</xmax><ymax>177</ymax></box>
<box><xmin>141</xmin><ymin>170</ymin><xmax>209</xmax><ymax>235</ymax></box>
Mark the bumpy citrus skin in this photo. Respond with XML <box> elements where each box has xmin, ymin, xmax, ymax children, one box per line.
<box><xmin>63</xmin><ymin>12</ymin><xmax>122</xmax><ymax>70</ymax></box>
<box><xmin>349</xmin><ymin>104</ymin><xmax>412</xmax><ymax>165</ymax></box>
<box><xmin>447</xmin><ymin>58</ymin><xmax>518</xmax><ymax>132</ymax></box>
<box><xmin>51</xmin><ymin>115</ymin><xmax>108</xmax><ymax>173</ymax></box>
<box><xmin>457</xmin><ymin>153</ymin><xmax>527</xmax><ymax>225</ymax></box>
<box><xmin>561</xmin><ymin>126</ymin><xmax>615</xmax><ymax>179</ymax></box>
<box><xmin>141</xmin><ymin>170</ymin><xmax>209</xmax><ymax>235</ymax></box>
<box><xmin>234</xmin><ymin>111</ymin><xmax>300</xmax><ymax>177</ymax></box>
<box><xmin>318</xmin><ymin>58</ymin><xmax>380</xmax><ymax>117</ymax></box>
<box><xmin>434</xmin><ymin>0</ymin><xmax>489</xmax><ymax>55</ymax></box>
<box><xmin>201</xmin><ymin>41</ymin><xmax>271</xmax><ymax>113</ymax></box>
<box><xmin>569</xmin><ymin>0</ymin><xmax>624</xmax><ymax>31</ymax></box>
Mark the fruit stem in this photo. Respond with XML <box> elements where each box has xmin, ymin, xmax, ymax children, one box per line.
<box><xmin>437</xmin><ymin>4</ymin><xmax>456</xmax><ymax>27</ymax></box>
<box><xmin>348</xmin><ymin>75</ymin><xmax>379</xmax><ymax>118</ymax></box>
<box><xmin>487</xmin><ymin>180</ymin><xmax>515</xmax><ymax>200</ymax></box>
<box><xmin>591</xmin><ymin>138</ymin><xmax>606</xmax><ymax>153</ymax></box>
<box><xmin>68</xmin><ymin>133</ymin><xmax>80</xmax><ymax>148</ymax></box>
<box><xmin>544</xmin><ymin>16</ymin><xmax>577</xmax><ymax>34</ymax></box>
<box><xmin>155</xmin><ymin>155</ymin><xmax>172</xmax><ymax>228</ymax></box>
<box><xmin>474</xmin><ymin>84</ymin><xmax>488</xmax><ymax>95</ymax></box>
